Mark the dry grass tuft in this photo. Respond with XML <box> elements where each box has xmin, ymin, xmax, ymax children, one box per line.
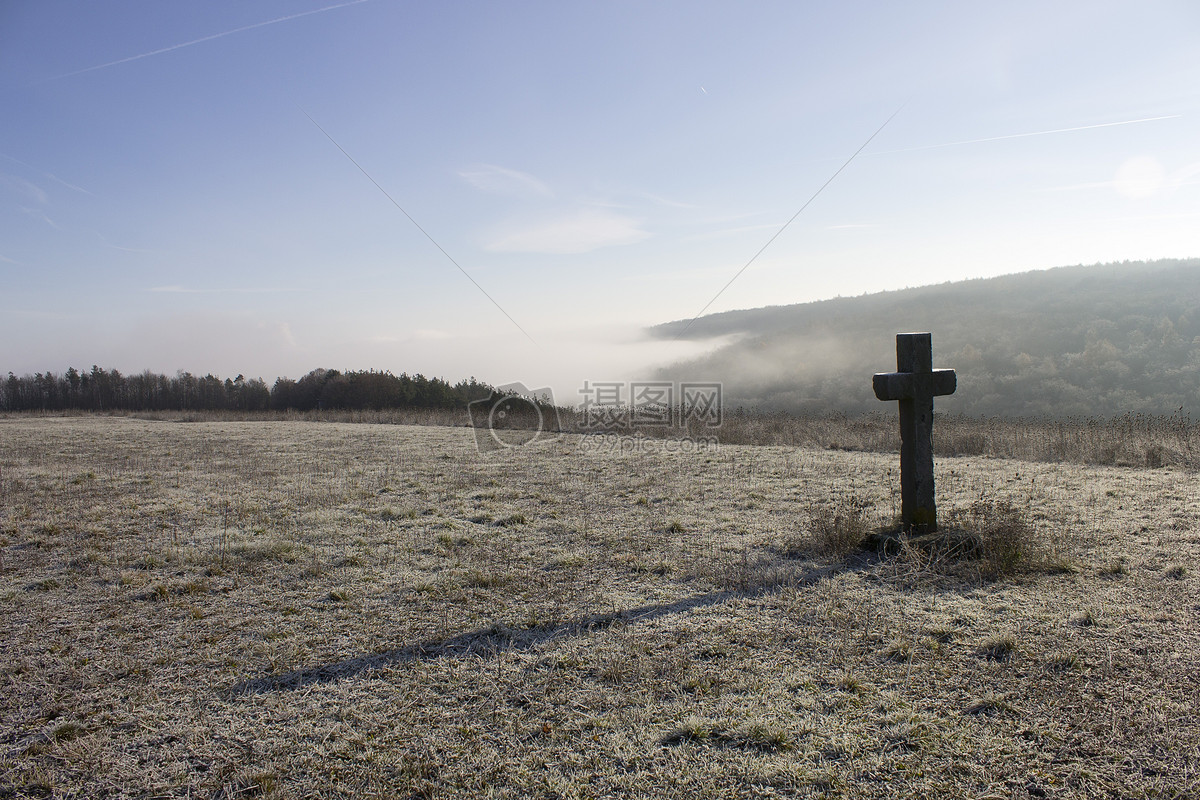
<box><xmin>978</xmin><ymin>633</ymin><xmax>1019</xmax><ymax>661</ymax></box>
<box><xmin>964</xmin><ymin>693</ymin><xmax>1015</xmax><ymax>716</ymax></box>
<box><xmin>1043</xmin><ymin>650</ymin><xmax>1081</xmax><ymax>672</ymax></box>
<box><xmin>940</xmin><ymin>498</ymin><xmax>1043</xmax><ymax>577</ymax></box>
<box><xmin>807</xmin><ymin>498</ymin><xmax>871</xmax><ymax>558</ymax></box>
<box><xmin>835</xmin><ymin>673</ymin><xmax>867</xmax><ymax>694</ymax></box>
<box><xmin>1100</xmin><ymin>557</ymin><xmax>1128</xmax><ymax>576</ymax></box>
<box><xmin>882</xmin><ymin>639</ymin><xmax>913</xmax><ymax>663</ymax></box>
<box><xmin>660</xmin><ymin>718</ymin><xmax>793</xmax><ymax>752</ymax></box>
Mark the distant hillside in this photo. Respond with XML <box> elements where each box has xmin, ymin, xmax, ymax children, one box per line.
<box><xmin>651</xmin><ymin>258</ymin><xmax>1200</xmax><ymax>417</ymax></box>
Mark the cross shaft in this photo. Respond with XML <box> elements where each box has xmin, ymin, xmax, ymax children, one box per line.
<box><xmin>873</xmin><ymin>332</ymin><xmax>956</xmax><ymax>531</ymax></box>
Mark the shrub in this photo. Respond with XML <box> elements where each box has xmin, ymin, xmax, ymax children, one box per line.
<box><xmin>944</xmin><ymin>499</ymin><xmax>1040</xmax><ymax>577</ymax></box>
<box><xmin>808</xmin><ymin>498</ymin><xmax>870</xmax><ymax>558</ymax></box>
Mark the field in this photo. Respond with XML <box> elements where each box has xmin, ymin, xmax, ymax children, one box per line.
<box><xmin>1</xmin><ymin>417</ymin><xmax>1198</xmax><ymax>798</ymax></box>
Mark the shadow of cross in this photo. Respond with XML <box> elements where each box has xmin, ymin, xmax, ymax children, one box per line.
<box><xmin>873</xmin><ymin>332</ymin><xmax>956</xmax><ymax>532</ymax></box>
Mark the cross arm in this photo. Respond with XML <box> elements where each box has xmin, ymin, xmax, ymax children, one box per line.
<box><xmin>873</xmin><ymin>372</ymin><xmax>911</xmax><ymax>402</ymax></box>
<box><xmin>873</xmin><ymin>369</ymin><xmax>957</xmax><ymax>401</ymax></box>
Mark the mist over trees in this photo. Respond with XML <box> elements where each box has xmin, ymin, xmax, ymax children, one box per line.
<box><xmin>652</xmin><ymin>258</ymin><xmax>1200</xmax><ymax>418</ymax></box>
<box><xmin>8</xmin><ymin>260</ymin><xmax>1200</xmax><ymax>420</ymax></box>
<box><xmin>0</xmin><ymin>367</ymin><xmax>494</xmax><ymax>414</ymax></box>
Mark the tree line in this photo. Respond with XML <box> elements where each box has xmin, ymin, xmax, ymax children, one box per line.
<box><xmin>0</xmin><ymin>366</ymin><xmax>496</xmax><ymax>413</ymax></box>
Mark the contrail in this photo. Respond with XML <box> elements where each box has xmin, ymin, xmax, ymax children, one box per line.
<box><xmin>873</xmin><ymin>114</ymin><xmax>1182</xmax><ymax>155</ymax></box>
<box><xmin>299</xmin><ymin>107</ymin><xmax>537</xmax><ymax>345</ymax></box>
<box><xmin>674</xmin><ymin>103</ymin><xmax>906</xmax><ymax>340</ymax></box>
<box><xmin>41</xmin><ymin>0</ymin><xmax>374</xmax><ymax>82</ymax></box>
<box><xmin>0</xmin><ymin>152</ymin><xmax>94</xmax><ymax>196</ymax></box>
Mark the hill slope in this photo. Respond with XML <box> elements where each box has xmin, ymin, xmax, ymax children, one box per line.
<box><xmin>651</xmin><ymin>258</ymin><xmax>1200</xmax><ymax>417</ymax></box>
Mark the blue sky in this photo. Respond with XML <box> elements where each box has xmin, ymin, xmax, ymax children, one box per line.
<box><xmin>2</xmin><ymin>1</ymin><xmax>1198</xmax><ymax>400</ymax></box>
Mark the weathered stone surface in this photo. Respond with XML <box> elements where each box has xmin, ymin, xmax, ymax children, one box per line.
<box><xmin>873</xmin><ymin>332</ymin><xmax>956</xmax><ymax>532</ymax></box>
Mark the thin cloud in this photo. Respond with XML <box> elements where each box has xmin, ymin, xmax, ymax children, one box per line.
<box><xmin>2</xmin><ymin>175</ymin><xmax>49</xmax><ymax>205</ymax></box>
<box><xmin>276</xmin><ymin>323</ymin><xmax>297</xmax><ymax>348</ymax></box>
<box><xmin>41</xmin><ymin>0</ymin><xmax>374</xmax><ymax>82</ymax></box>
<box><xmin>367</xmin><ymin>328</ymin><xmax>454</xmax><ymax>343</ymax></box>
<box><xmin>1169</xmin><ymin>161</ymin><xmax>1200</xmax><ymax>186</ymax></box>
<box><xmin>0</xmin><ymin>308</ymin><xmax>72</xmax><ymax>320</ymax></box>
<box><xmin>485</xmin><ymin>210</ymin><xmax>650</xmax><ymax>254</ymax></box>
<box><xmin>97</xmin><ymin>233</ymin><xmax>163</xmax><ymax>254</ymax></box>
<box><xmin>1</xmin><ymin>154</ymin><xmax>93</xmax><ymax>197</ymax></box>
<box><xmin>147</xmin><ymin>285</ymin><xmax>303</xmax><ymax>294</ymax></box>
<box><xmin>874</xmin><ymin>114</ymin><xmax>1183</xmax><ymax>155</ymax></box>
<box><xmin>683</xmin><ymin>222</ymin><xmax>784</xmax><ymax>242</ymax></box>
<box><xmin>1039</xmin><ymin>159</ymin><xmax>1200</xmax><ymax>195</ymax></box>
<box><xmin>148</xmin><ymin>285</ymin><xmax>200</xmax><ymax>293</ymax></box>
<box><xmin>631</xmin><ymin>191</ymin><xmax>697</xmax><ymax>210</ymax></box>
<box><xmin>581</xmin><ymin>191</ymin><xmax>697</xmax><ymax>211</ymax></box>
<box><xmin>413</xmin><ymin>328</ymin><xmax>453</xmax><ymax>340</ymax></box>
<box><xmin>458</xmin><ymin>165</ymin><xmax>553</xmax><ymax>198</ymax></box>
<box><xmin>1101</xmin><ymin>210</ymin><xmax>1200</xmax><ymax>222</ymax></box>
<box><xmin>1036</xmin><ymin>180</ymin><xmax>1114</xmax><ymax>193</ymax></box>
<box><xmin>47</xmin><ymin>173</ymin><xmax>94</xmax><ymax>196</ymax></box>
<box><xmin>21</xmin><ymin>207</ymin><xmax>61</xmax><ymax>229</ymax></box>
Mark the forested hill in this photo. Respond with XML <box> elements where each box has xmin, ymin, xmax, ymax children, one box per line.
<box><xmin>651</xmin><ymin>258</ymin><xmax>1200</xmax><ymax>418</ymax></box>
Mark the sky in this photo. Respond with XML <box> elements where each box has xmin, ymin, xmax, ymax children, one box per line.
<box><xmin>2</xmin><ymin>1</ymin><xmax>1198</xmax><ymax>403</ymax></box>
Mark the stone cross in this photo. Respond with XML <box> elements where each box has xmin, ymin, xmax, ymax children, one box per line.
<box><xmin>873</xmin><ymin>332</ymin><xmax>956</xmax><ymax>532</ymax></box>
